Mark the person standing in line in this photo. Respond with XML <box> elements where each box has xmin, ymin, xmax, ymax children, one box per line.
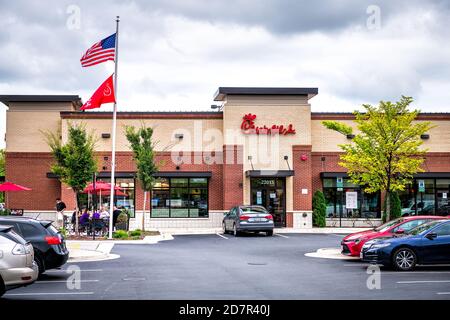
<box><xmin>55</xmin><ymin>198</ymin><xmax>67</xmax><ymax>228</ymax></box>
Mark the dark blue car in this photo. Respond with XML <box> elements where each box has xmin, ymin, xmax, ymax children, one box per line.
<box><xmin>361</xmin><ymin>219</ymin><xmax>450</xmax><ymax>271</ymax></box>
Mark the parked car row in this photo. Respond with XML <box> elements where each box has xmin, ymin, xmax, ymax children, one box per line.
<box><xmin>342</xmin><ymin>216</ymin><xmax>450</xmax><ymax>271</ymax></box>
<box><xmin>0</xmin><ymin>217</ymin><xmax>69</xmax><ymax>297</ymax></box>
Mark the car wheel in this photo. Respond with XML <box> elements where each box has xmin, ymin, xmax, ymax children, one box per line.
<box><xmin>0</xmin><ymin>276</ymin><xmax>5</xmax><ymax>297</ymax></box>
<box><xmin>393</xmin><ymin>248</ymin><xmax>417</xmax><ymax>271</ymax></box>
<box><xmin>233</xmin><ymin>224</ymin><xmax>240</xmax><ymax>237</ymax></box>
<box><xmin>266</xmin><ymin>230</ymin><xmax>273</xmax><ymax>237</ymax></box>
<box><xmin>222</xmin><ymin>222</ymin><xmax>227</xmax><ymax>234</ymax></box>
<box><xmin>34</xmin><ymin>254</ymin><xmax>46</xmax><ymax>276</ymax></box>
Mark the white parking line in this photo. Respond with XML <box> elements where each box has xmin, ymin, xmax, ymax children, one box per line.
<box><xmin>216</xmin><ymin>233</ymin><xmax>229</xmax><ymax>240</ymax></box>
<box><xmin>36</xmin><ymin>280</ymin><xmax>99</xmax><ymax>284</ymax></box>
<box><xmin>397</xmin><ymin>280</ymin><xmax>450</xmax><ymax>284</ymax></box>
<box><xmin>4</xmin><ymin>292</ymin><xmax>94</xmax><ymax>296</ymax></box>
<box><xmin>437</xmin><ymin>292</ymin><xmax>450</xmax><ymax>295</ymax></box>
<box><xmin>45</xmin><ymin>269</ymin><xmax>103</xmax><ymax>273</ymax></box>
<box><xmin>383</xmin><ymin>271</ymin><xmax>450</xmax><ymax>274</ymax></box>
<box><xmin>275</xmin><ymin>233</ymin><xmax>289</xmax><ymax>239</ymax></box>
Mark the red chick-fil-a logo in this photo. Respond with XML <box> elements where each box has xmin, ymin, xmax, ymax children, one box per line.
<box><xmin>241</xmin><ymin>113</ymin><xmax>296</xmax><ymax>135</ymax></box>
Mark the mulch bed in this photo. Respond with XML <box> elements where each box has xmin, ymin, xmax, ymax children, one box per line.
<box><xmin>66</xmin><ymin>230</ymin><xmax>160</xmax><ymax>241</ymax></box>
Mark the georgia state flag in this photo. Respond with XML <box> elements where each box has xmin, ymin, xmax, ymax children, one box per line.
<box><xmin>81</xmin><ymin>74</ymin><xmax>116</xmax><ymax>110</ymax></box>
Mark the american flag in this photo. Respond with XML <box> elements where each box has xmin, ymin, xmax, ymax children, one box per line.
<box><xmin>80</xmin><ymin>33</ymin><xmax>116</xmax><ymax>67</ymax></box>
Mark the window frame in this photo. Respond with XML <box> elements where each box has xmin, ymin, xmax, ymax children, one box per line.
<box><xmin>151</xmin><ymin>177</ymin><xmax>209</xmax><ymax>218</ymax></box>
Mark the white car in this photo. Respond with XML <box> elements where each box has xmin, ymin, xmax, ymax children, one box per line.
<box><xmin>401</xmin><ymin>200</ymin><xmax>434</xmax><ymax>216</ymax></box>
<box><xmin>0</xmin><ymin>225</ymin><xmax>38</xmax><ymax>297</ymax></box>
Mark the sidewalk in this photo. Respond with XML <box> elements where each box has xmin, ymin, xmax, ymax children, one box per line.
<box><xmin>151</xmin><ymin>227</ymin><xmax>370</xmax><ymax>235</ymax></box>
<box><xmin>66</xmin><ymin>234</ymin><xmax>174</xmax><ymax>262</ymax></box>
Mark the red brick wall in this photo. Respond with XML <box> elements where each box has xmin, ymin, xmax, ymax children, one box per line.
<box><xmin>6</xmin><ymin>151</ymin><xmax>224</xmax><ymax>211</ymax></box>
<box><xmin>5</xmin><ymin>153</ymin><xmax>60</xmax><ymax>211</ymax></box>
<box><xmin>222</xmin><ymin>145</ymin><xmax>244</xmax><ymax>211</ymax></box>
<box><xmin>292</xmin><ymin>145</ymin><xmax>313</xmax><ymax>211</ymax></box>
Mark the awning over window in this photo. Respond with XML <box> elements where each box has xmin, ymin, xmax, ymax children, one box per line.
<box><xmin>320</xmin><ymin>172</ymin><xmax>450</xmax><ymax>179</ymax></box>
<box><xmin>246</xmin><ymin>170</ymin><xmax>295</xmax><ymax>178</ymax></box>
<box><xmin>47</xmin><ymin>171</ymin><xmax>212</xmax><ymax>179</ymax></box>
<box><xmin>154</xmin><ymin>171</ymin><xmax>212</xmax><ymax>178</ymax></box>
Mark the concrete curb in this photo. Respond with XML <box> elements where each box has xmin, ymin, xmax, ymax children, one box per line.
<box><xmin>305</xmin><ymin>248</ymin><xmax>360</xmax><ymax>260</ymax></box>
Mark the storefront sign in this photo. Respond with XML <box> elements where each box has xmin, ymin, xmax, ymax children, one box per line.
<box><xmin>418</xmin><ymin>180</ymin><xmax>425</xmax><ymax>193</ymax></box>
<box><xmin>345</xmin><ymin>192</ymin><xmax>358</xmax><ymax>209</ymax></box>
<box><xmin>241</xmin><ymin>113</ymin><xmax>295</xmax><ymax>135</ymax></box>
<box><xmin>337</xmin><ymin>177</ymin><xmax>343</xmax><ymax>191</ymax></box>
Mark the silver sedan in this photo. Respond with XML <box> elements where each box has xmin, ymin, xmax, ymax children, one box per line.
<box><xmin>223</xmin><ymin>205</ymin><xmax>274</xmax><ymax>237</ymax></box>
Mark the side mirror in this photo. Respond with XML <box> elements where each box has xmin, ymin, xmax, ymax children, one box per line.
<box><xmin>426</xmin><ymin>233</ymin><xmax>437</xmax><ymax>240</ymax></box>
<box><xmin>395</xmin><ymin>229</ymin><xmax>405</xmax><ymax>234</ymax></box>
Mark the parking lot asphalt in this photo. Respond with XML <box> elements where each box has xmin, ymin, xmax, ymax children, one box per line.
<box><xmin>2</xmin><ymin>233</ymin><xmax>450</xmax><ymax>300</ymax></box>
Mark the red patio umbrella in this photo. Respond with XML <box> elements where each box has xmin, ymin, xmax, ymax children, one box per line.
<box><xmin>0</xmin><ymin>182</ymin><xmax>32</xmax><ymax>192</ymax></box>
<box><xmin>83</xmin><ymin>181</ymin><xmax>121</xmax><ymax>193</ymax></box>
<box><xmin>0</xmin><ymin>182</ymin><xmax>32</xmax><ymax>208</ymax></box>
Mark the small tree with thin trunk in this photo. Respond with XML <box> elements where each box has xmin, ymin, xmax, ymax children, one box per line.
<box><xmin>125</xmin><ymin>124</ymin><xmax>158</xmax><ymax>231</ymax></box>
<box><xmin>42</xmin><ymin>122</ymin><xmax>97</xmax><ymax>234</ymax></box>
<box><xmin>322</xmin><ymin>96</ymin><xmax>434</xmax><ymax>221</ymax></box>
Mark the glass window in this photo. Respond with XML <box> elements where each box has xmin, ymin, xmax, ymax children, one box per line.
<box><xmin>393</xmin><ymin>219</ymin><xmax>427</xmax><ymax>233</ymax></box>
<box><xmin>151</xmin><ymin>188</ymin><xmax>170</xmax><ymax>218</ymax></box>
<box><xmin>151</xmin><ymin>177</ymin><xmax>209</xmax><ymax>218</ymax></box>
<box><xmin>434</xmin><ymin>223</ymin><xmax>450</xmax><ymax>236</ymax></box>
<box><xmin>322</xmin><ymin>178</ymin><xmax>380</xmax><ymax>219</ymax></box>
<box><xmin>170</xmin><ymin>188</ymin><xmax>190</xmax><ymax>217</ymax></box>
<box><xmin>98</xmin><ymin>178</ymin><xmax>136</xmax><ymax>218</ymax></box>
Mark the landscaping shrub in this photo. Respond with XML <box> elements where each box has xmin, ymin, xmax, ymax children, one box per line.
<box><xmin>312</xmin><ymin>190</ymin><xmax>326</xmax><ymax>227</ymax></box>
<box><xmin>112</xmin><ymin>230</ymin><xmax>128</xmax><ymax>239</ymax></box>
<box><xmin>129</xmin><ymin>230</ymin><xmax>142</xmax><ymax>237</ymax></box>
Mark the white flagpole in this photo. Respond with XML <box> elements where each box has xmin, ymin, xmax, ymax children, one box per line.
<box><xmin>108</xmin><ymin>16</ymin><xmax>120</xmax><ymax>239</ymax></box>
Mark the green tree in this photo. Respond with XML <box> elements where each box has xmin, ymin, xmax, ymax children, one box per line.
<box><xmin>322</xmin><ymin>96</ymin><xmax>434</xmax><ymax>221</ymax></box>
<box><xmin>42</xmin><ymin>122</ymin><xmax>97</xmax><ymax>234</ymax></box>
<box><xmin>125</xmin><ymin>124</ymin><xmax>159</xmax><ymax>231</ymax></box>
<box><xmin>383</xmin><ymin>192</ymin><xmax>402</xmax><ymax>223</ymax></box>
<box><xmin>312</xmin><ymin>190</ymin><xmax>326</xmax><ymax>227</ymax></box>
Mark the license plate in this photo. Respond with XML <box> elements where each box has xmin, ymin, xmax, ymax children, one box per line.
<box><xmin>360</xmin><ymin>252</ymin><xmax>363</xmax><ymax>259</ymax></box>
<box><xmin>251</xmin><ymin>218</ymin><xmax>265</xmax><ymax>222</ymax></box>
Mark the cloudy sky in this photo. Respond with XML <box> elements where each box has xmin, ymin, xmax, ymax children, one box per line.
<box><xmin>1</xmin><ymin>0</ymin><xmax>450</xmax><ymax>147</ymax></box>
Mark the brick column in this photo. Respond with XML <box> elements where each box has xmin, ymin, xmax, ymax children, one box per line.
<box><xmin>222</xmin><ymin>145</ymin><xmax>243</xmax><ymax>210</ymax></box>
<box><xmin>293</xmin><ymin>145</ymin><xmax>313</xmax><ymax>211</ymax></box>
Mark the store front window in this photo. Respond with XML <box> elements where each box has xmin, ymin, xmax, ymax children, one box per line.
<box><xmin>322</xmin><ymin>178</ymin><xmax>381</xmax><ymax>219</ymax></box>
<box><xmin>99</xmin><ymin>178</ymin><xmax>136</xmax><ymax>218</ymax></box>
<box><xmin>151</xmin><ymin>177</ymin><xmax>208</xmax><ymax>218</ymax></box>
<box><xmin>399</xmin><ymin>178</ymin><xmax>450</xmax><ymax>216</ymax></box>
<box><xmin>78</xmin><ymin>177</ymin><xmax>136</xmax><ymax>218</ymax></box>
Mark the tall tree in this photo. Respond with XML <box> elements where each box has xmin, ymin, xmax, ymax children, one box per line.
<box><xmin>125</xmin><ymin>124</ymin><xmax>158</xmax><ymax>231</ymax></box>
<box><xmin>42</xmin><ymin>122</ymin><xmax>97</xmax><ymax>234</ymax></box>
<box><xmin>322</xmin><ymin>96</ymin><xmax>434</xmax><ymax>221</ymax></box>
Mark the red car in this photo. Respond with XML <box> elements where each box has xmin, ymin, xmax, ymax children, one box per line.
<box><xmin>341</xmin><ymin>215</ymin><xmax>447</xmax><ymax>256</ymax></box>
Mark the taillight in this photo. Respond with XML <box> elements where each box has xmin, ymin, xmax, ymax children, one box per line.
<box><xmin>239</xmin><ymin>215</ymin><xmax>250</xmax><ymax>221</ymax></box>
<box><xmin>12</xmin><ymin>244</ymin><xmax>27</xmax><ymax>255</ymax></box>
<box><xmin>265</xmin><ymin>215</ymin><xmax>273</xmax><ymax>220</ymax></box>
<box><xmin>45</xmin><ymin>236</ymin><xmax>61</xmax><ymax>245</ymax></box>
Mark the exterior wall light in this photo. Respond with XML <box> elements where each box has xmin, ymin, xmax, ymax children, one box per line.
<box><xmin>174</xmin><ymin>133</ymin><xmax>184</xmax><ymax>140</ymax></box>
<box><xmin>420</xmin><ymin>134</ymin><xmax>430</xmax><ymax>140</ymax></box>
<box><xmin>346</xmin><ymin>134</ymin><xmax>355</xmax><ymax>139</ymax></box>
<box><xmin>101</xmin><ymin>133</ymin><xmax>111</xmax><ymax>139</ymax></box>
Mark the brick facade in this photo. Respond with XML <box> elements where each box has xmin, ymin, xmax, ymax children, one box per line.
<box><xmin>222</xmin><ymin>145</ymin><xmax>244</xmax><ymax>210</ymax></box>
<box><xmin>292</xmin><ymin>145</ymin><xmax>313</xmax><ymax>211</ymax></box>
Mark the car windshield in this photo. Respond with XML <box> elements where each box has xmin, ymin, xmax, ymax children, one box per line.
<box><xmin>406</xmin><ymin>220</ymin><xmax>444</xmax><ymax>235</ymax></box>
<box><xmin>240</xmin><ymin>206</ymin><xmax>267</xmax><ymax>214</ymax></box>
<box><xmin>375</xmin><ymin>218</ymin><xmax>404</xmax><ymax>232</ymax></box>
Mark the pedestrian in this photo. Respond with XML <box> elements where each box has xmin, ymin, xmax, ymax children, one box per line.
<box><xmin>55</xmin><ymin>198</ymin><xmax>66</xmax><ymax>228</ymax></box>
<box><xmin>112</xmin><ymin>206</ymin><xmax>121</xmax><ymax>230</ymax></box>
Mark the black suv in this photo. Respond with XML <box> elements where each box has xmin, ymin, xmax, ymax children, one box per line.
<box><xmin>0</xmin><ymin>217</ymin><xmax>69</xmax><ymax>275</ymax></box>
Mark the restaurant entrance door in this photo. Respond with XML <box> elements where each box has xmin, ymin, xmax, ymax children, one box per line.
<box><xmin>250</xmin><ymin>178</ymin><xmax>286</xmax><ymax>227</ymax></box>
